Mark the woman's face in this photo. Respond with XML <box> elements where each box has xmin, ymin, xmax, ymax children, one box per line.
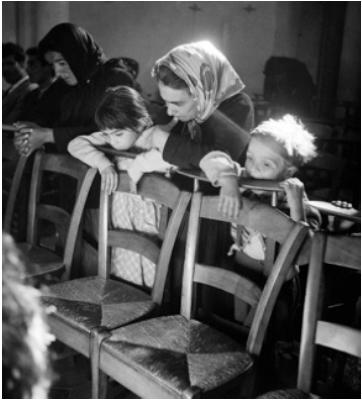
<box><xmin>158</xmin><ymin>81</ymin><xmax>198</xmax><ymax>121</ymax></box>
<box><xmin>45</xmin><ymin>51</ymin><xmax>78</xmax><ymax>86</ymax></box>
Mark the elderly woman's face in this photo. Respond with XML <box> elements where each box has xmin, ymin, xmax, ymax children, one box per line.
<box><xmin>45</xmin><ymin>51</ymin><xmax>78</xmax><ymax>86</ymax></box>
<box><xmin>158</xmin><ymin>81</ymin><xmax>198</xmax><ymax>121</ymax></box>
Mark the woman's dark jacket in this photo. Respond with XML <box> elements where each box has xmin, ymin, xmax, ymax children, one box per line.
<box><xmin>19</xmin><ymin>79</ymin><xmax>71</xmax><ymax>127</ymax></box>
<box><xmin>162</xmin><ymin>91</ymin><xmax>254</xmax><ymax>169</ymax></box>
<box><xmin>38</xmin><ymin>23</ymin><xmax>134</xmax><ymax>152</ymax></box>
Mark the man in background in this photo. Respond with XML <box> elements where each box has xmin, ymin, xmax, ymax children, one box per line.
<box><xmin>3</xmin><ymin>42</ymin><xmax>37</xmax><ymax>123</ymax></box>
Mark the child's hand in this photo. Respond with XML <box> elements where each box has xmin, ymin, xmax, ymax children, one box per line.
<box><xmin>280</xmin><ymin>177</ymin><xmax>305</xmax><ymax>221</ymax></box>
<box><xmin>218</xmin><ymin>176</ymin><xmax>241</xmax><ymax>219</ymax></box>
<box><xmin>101</xmin><ymin>165</ymin><xmax>118</xmax><ymax>194</ymax></box>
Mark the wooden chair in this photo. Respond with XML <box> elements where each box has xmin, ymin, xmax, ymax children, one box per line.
<box><xmin>5</xmin><ymin>149</ymin><xmax>97</xmax><ymax>282</ymax></box>
<box><xmin>41</xmin><ymin>172</ymin><xmax>191</xmax><ymax>398</ymax></box>
<box><xmin>3</xmin><ymin>154</ymin><xmax>30</xmax><ymax>238</ymax></box>
<box><xmin>97</xmin><ymin>192</ymin><xmax>309</xmax><ymax>398</ymax></box>
<box><xmin>3</xmin><ymin>129</ymin><xmax>22</xmax><ymax>217</ymax></box>
<box><xmin>259</xmin><ymin>232</ymin><xmax>361</xmax><ymax>398</ymax></box>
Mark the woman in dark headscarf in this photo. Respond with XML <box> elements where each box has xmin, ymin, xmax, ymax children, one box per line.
<box><xmin>14</xmin><ymin>23</ymin><xmax>134</xmax><ymax>154</ymax></box>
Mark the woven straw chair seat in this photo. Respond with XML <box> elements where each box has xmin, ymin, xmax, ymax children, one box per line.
<box><xmin>101</xmin><ymin>315</ymin><xmax>253</xmax><ymax>396</ymax></box>
<box><xmin>42</xmin><ymin>276</ymin><xmax>156</xmax><ymax>332</ymax></box>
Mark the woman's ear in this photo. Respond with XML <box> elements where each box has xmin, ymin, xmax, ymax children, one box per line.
<box><xmin>286</xmin><ymin>165</ymin><xmax>297</xmax><ymax>178</ymax></box>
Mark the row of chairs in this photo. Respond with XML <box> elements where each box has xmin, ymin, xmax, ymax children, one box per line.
<box><xmin>4</xmin><ymin>149</ymin><xmax>360</xmax><ymax>398</ymax></box>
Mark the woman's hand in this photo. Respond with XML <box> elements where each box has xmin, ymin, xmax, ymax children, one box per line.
<box><xmin>280</xmin><ymin>177</ymin><xmax>306</xmax><ymax>221</ymax></box>
<box><xmin>218</xmin><ymin>175</ymin><xmax>241</xmax><ymax>219</ymax></box>
<box><xmin>13</xmin><ymin>122</ymin><xmax>54</xmax><ymax>156</ymax></box>
<box><xmin>101</xmin><ymin>165</ymin><xmax>118</xmax><ymax>194</ymax></box>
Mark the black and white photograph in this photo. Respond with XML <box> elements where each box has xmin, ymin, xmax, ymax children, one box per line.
<box><xmin>2</xmin><ymin>1</ymin><xmax>361</xmax><ymax>398</ymax></box>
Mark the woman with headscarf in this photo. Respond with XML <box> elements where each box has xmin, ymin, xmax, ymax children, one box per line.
<box><xmin>13</xmin><ymin>24</ymin><xmax>134</xmax><ymax>251</ymax></box>
<box><xmin>14</xmin><ymin>23</ymin><xmax>134</xmax><ymax>154</ymax></box>
<box><xmin>149</xmin><ymin>41</ymin><xmax>255</xmax><ymax>313</ymax></box>
<box><xmin>151</xmin><ymin>41</ymin><xmax>254</xmax><ymax>169</ymax></box>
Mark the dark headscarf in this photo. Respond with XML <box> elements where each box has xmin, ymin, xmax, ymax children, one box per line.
<box><xmin>39</xmin><ymin>23</ymin><xmax>106</xmax><ymax>84</ymax></box>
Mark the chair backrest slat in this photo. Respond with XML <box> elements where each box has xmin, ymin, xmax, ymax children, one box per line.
<box><xmin>324</xmin><ymin>235</ymin><xmax>361</xmax><ymax>270</ymax></box>
<box><xmin>315</xmin><ymin>321</ymin><xmax>361</xmax><ymax>357</ymax></box>
<box><xmin>37</xmin><ymin>204</ymin><xmax>71</xmax><ymax>228</ymax></box>
<box><xmin>181</xmin><ymin>192</ymin><xmax>309</xmax><ymax>356</ymax></box>
<box><xmin>116</xmin><ymin>172</ymin><xmax>181</xmax><ymax>209</ymax></box>
<box><xmin>199</xmin><ymin>196</ymin><xmax>294</xmax><ymax>243</ymax></box>
<box><xmin>41</xmin><ymin>154</ymin><xmax>90</xmax><ymax>182</ymax></box>
<box><xmin>108</xmin><ymin>230</ymin><xmax>160</xmax><ymax>265</ymax></box>
<box><xmin>98</xmin><ymin>172</ymin><xmax>191</xmax><ymax>305</ymax></box>
<box><xmin>194</xmin><ymin>264</ymin><xmax>262</xmax><ymax>307</ymax></box>
<box><xmin>297</xmin><ymin>232</ymin><xmax>361</xmax><ymax>393</ymax></box>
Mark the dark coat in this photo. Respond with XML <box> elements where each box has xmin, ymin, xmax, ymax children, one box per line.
<box><xmin>3</xmin><ymin>78</ymin><xmax>37</xmax><ymax>124</ymax></box>
<box><xmin>38</xmin><ymin>23</ymin><xmax>134</xmax><ymax>152</ymax></box>
<box><xmin>19</xmin><ymin>79</ymin><xmax>71</xmax><ymax>127</ymax></box>
<box><xmin>162</xmin><ymin>91</ymin><xmax>254</xmax><ymax>169</ymax></box>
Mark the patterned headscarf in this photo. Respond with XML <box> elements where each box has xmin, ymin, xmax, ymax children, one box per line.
<box><xmin>152</xmin><ymin>41</ymin><xmax>245</xmax><ymax>138</ymax></box>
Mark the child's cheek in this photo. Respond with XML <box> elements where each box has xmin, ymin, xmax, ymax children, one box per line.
<box><xmin>109</xmin><ymin>136</ymin><xmax>126</xmax><ymax>150</ymax></box>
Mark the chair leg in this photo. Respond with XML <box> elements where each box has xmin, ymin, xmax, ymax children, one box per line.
<box><xmin>90</xmin><ymin>327</ymin><xmax>111</xmax><ymax>399</ymax></box>
<box><xmin>239</xmin><ymin>365</ymin><xmax>257</xmax><ymax>398</ymax></box>
<box><xmin>97</xmin><ymin>371</ymin><xmax>108</xmax><ymax>399</ymax></box>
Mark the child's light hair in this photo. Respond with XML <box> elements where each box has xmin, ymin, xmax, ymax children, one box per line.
<box><xmin>251</xmin><ymin>114</ymin><xmax>316</xmax><ymax>166</ymax></box>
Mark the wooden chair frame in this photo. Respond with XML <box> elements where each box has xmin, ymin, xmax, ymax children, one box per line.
<box><xmin>4</xmin><ymin>154</ymin><xmax>30</xmax><ymax>234</ymax></box>
<box><xmin>7</xmin><ymin>149</ymin><xmax>97</xmax><ymax>281</ymax></box>
<box><xmin>97</xmin><ymin>192</ymin><xmax>310</xmax><ymax>398</ymax></box>
<box><xmin>42</xmin><ymin>171</ymin><xmax>191</xmax><ymax>398</ymax></box>
<box><xmin>259</xmin><ymin>232</ymin><xmax>360</xmax><ymax>398</ymax></box>
<box><xmin>298</xmin><ymin>232</ymin><xmax>361</xmax><ymax>393</ymax></box>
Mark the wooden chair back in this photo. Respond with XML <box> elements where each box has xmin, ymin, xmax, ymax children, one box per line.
<box><xmin>26</xmin><ymin>150</ymin><xmax>97</xmax><ymax>279</ymax></box>
<box><xmin>4</xmin><ymin>154</ymin><xmax>30</xmax><ymax>233</ymax></box>
<box><xmin>98</xmin><ymin>171</ymin><xmax>191</xmax><ymax>305</ymax></box>
<box><xmin>181</xmin><ymin>192</ymin><xmax>310</xmax><ymax>356</ymax></box>
<box><xmin>297</xmin><ymin>232</ymin><xmax>361</xmax><ymax>393</ymax></box>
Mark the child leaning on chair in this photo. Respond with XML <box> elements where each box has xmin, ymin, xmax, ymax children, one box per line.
<box><xmin>68</xmin><ymin>85</ymin><xmax>175</xmax><ymax>288</ymax></box>
<box><xmin>68</xmin><ymin>85</ymin><xmax>175</xmax><ymax>194</ymax></box>
<box><xmin>201</xmin><ymin>114</ymin><xmax>320</xmax><ymax>271</ymax></box>
<box><xmin>200</xmin><ymin>115</ymin><xmax>321</xmax><ymax>327</ymax></box>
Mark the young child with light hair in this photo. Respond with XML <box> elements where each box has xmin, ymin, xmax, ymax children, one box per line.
<box><xmin>68</xmin><ymin>85</ymin><xmax>175</xmax><ymax>288</ymax></box>
<box><xmin>200</xmin><ymin>114</ymin><xmax>320</xmax><ymax>325</ymax></box>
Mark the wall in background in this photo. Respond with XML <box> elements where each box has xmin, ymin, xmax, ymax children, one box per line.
<box><xmin>69</xmin><ymin>1</ymin><xmax>279</xmax><ymax>99</ymax></box>
<box><xmin>338</xmin><ymin>1</ymin><xmax>361</xmax><ymax>103</ymax></box>
<box><xmin>2</xmin><ymin>1</ymin><xmax>17</xmax><ymax>43</ymax></box>
<box><xmin>2</xmin><ymin>1</ymin><xmax>360</xmax><ymax>105</ymax></box>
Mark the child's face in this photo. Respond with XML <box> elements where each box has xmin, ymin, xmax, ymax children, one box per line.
<box><xmin>245</xmin><ymin>135</ymin><xmax>293</xmax><ymax>180</ymax></box>
<box><xmin>103</xmin><ymin>128</ymin><xmax>138</xmax><ymax>150</ymax></box>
